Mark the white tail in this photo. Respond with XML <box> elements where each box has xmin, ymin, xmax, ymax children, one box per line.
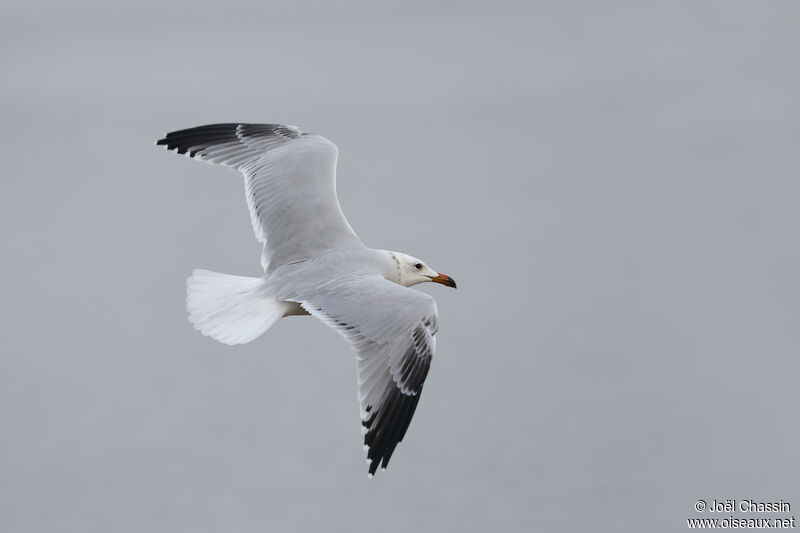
<box><xmin>186</xmin><ymin>269</ymin><xmax>290</xmax><ymax>345</ymax></box>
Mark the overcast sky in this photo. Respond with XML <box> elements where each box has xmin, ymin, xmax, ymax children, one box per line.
<box><xmin>2</xmin><ymin>2</ymin><xmax>799</xmax><ymax>532</ymax></box>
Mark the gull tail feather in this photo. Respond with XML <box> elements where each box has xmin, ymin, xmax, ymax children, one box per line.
<box><xmin>186</xmin><ymin>269</ymin><xmax>289</xmax><ymax>345</ymax></box>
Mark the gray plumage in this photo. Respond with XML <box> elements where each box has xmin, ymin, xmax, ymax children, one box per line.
<box><xmin>157</xmin><ymin>123</ymin><xmax>456</xmax><ymax>475</ymax></box>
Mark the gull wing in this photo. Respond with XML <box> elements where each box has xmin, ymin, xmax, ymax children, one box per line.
<box><xmin>294</xmin><ymin>277</ymin><xmax>439</xmax><ymax>476</ymax></box>
<box><xmin>157</xmin><ymin>123</ymin><xmax>362</xmax><ymax>270</ymax></box>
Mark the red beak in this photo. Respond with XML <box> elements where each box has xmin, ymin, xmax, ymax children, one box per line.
<box><xmin>427</xmin><ymin>273</ymin><xmax>457</xmax><ymax>289</ymax></box>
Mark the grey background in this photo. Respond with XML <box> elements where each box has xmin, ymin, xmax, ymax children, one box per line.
<box><xmin>1</xmin><ymin>1</ymin><xmax>798</xmax><ymax>532</ymax></box>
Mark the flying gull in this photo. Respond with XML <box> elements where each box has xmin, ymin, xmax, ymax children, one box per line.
<box><xmin>156</xmin><ymin>123</ymin><xmax>456</xmax><ymax>476</ymax></box>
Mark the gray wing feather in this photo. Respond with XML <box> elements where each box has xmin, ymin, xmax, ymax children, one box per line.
<box><xmin>293</xmin><ymin>277</ymin><xmax>439</xmax><ymax>476</ymax></box>
<box><xmin>157</xmin><ymin>123</ymin><xmax>362</xmax><ymax>270</ymax></box>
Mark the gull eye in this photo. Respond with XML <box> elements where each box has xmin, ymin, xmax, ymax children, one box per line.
<box><xmin>414</xmin><ymin>263</ymin><xmax>422</xmax><ymax>270</ymax></box>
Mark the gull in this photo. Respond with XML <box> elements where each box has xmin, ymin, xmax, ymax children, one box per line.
<box><xmin>156</xmin><ymin>123</ymin><xmax>456</xmax><ymax>476</ymax></box>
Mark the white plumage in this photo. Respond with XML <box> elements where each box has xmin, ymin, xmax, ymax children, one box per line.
<box><xmin>157</xmin><ymin>123</ymin><xmax>456</xmax><ymax>475</ymax></box>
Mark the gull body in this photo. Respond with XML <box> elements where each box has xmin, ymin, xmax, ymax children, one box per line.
<box><xmin>156</xmin><ymin>123</ymin><xmax>456</xmax><ymax>475</ymax></box>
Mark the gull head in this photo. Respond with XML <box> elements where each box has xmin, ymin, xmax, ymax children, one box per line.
<box><xmin>388</xmin><ymin>252</ymin><xmax>457</xmax><ymax>289</ymax></box>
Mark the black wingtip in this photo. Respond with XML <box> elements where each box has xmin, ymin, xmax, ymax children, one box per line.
<box><xmin>368</xmin><ymin>459</ymin><xmax>380</xmax><ymax>476</ymax></box>
<box><xmin>154</xmin><ymin>123</ymin><xmax>242</xmax><ymax>155</ymax></box>
<box><xmin>362</xmin><ymin>386</ymin><xmax>424</xmax><ymax>477</ymax></box>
